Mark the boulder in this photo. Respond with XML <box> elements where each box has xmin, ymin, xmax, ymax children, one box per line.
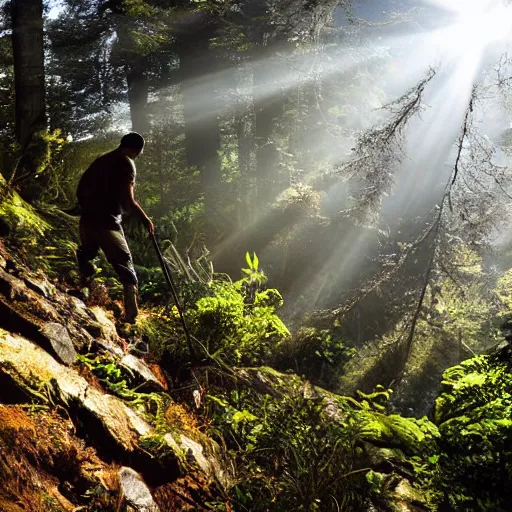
<box><xmin>0</xmin><ymin>267</ymin><xmax>92</xmax><ymax>354</ymax></box>
<box><xmin>0</xmin><ymin>329</ymin><xmax>149</xmax><ymax>452</ymax></box>
<box><xmin>0</xmin><ymin>267</ymin><xmax>31</xmax><ymax>301</ymax></box>
<box><xmin>23</xmin><ymin>275</ymin><xmax>55</xmax><ymax>298</ymax></box>
<box><xmin>40</xmin><ymin>322</ymin><xmax>77</xmax><ymax>365</ymax></box>
<box><xmin>0</xmin><ymin>330</ymin><xmax>225</xmax><ymax>487</ymax></box>
<box><xmin>90</xmin><ymin>306</ymin><xmax>121</xmax><ymax>346</ymax></box>
<box><xmin>119</xmin><ymin>467</ymin><xmax>160</xmax><ymax>512</ymax></box>
<box><xmin>120</xmin><ymin>354</ymin><xmax>165</xmax><ymax>391</ymax></box>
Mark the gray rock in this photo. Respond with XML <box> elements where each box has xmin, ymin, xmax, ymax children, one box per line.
<box><xmin>180</xmin><ymin>435</ymin><xmax>211</xmax><ymax>475</ymax></box>
<box><xmin>162</xmin><ymin>431</ymin><xmax>232</xmax><ymax>490</ymax></box>
<box><xmin>0</xmin><ymin>267</ymin><xmax>30</xmax><ymax>301</ymax></box>
<box><xmin>120</xmin><ymin>354</ymin><xmax>164</xmax><ymax>391</ymax></box>
<box><xmin>67</xmin><ymin>295</ymin><xmax>93</xmax><ymax>318</ymax></box>
<box><xmin>0</xmin><ymin>332</ymin><xmax>151</xmax><ymax>451</ymax></box>
<box><xmin>41</xmin><ymin>322</ymin><xmax>78</xmax><ymax>365</ymax></box>
<box><xmin>0</xmin><ymin>331</ymin><xmax>227</xmax><ymax>488</ymax></box>
<box><xmin>66</xmin><ymin>323</ymin><xmax>95</xmax><ymax>353</ymax></box>
<box><xmin>95</xmin><ymin>336</ymin><xmax>124</xmax><ymax>357</ymax></box>
<box><xmin>119</xmin><ymin>467</ymin><xmax>160</xmax><ymax>512</ymax></box>
<box><xmin>24</xmin><ymin>276</ymin><xmax>55</xmax><ymax>298</ymax></box>
<box><xmin>393</xmin><ymin>478</ymin><xmax>426</xmax><ymax>508</ymax></box>
<box><xmin>90</xmin><ymin>306</ymin><xmax>120</xmax><ymax>345</ymax></box>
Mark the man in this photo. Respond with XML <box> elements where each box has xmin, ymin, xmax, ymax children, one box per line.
<box><xmin>76</xmin><ymin>132</ymin><xmax>154</xmax><ymax>323</ymax></box>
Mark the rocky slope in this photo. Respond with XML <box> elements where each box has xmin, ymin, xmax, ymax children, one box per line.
<box><xmin>1</xmin><ymin>177</ymin><xmax>511</xmax><ymax>511</ymax></box>
<box><xmin>0</xmin><ymin>179</ymin><xmax>229</xmax><ymax>511</ymax></box>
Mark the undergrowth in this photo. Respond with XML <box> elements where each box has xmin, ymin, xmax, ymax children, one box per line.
<box><xmin>2</xmin><ymin>187</ymin><xmax>512</xmax><ymax>511</ymax></box>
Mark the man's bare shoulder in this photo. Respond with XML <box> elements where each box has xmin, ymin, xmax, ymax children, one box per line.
<box><xmin>93</xmin><ymin>149</ymin><xmax>131</xmax><ymax>170</ymax></box>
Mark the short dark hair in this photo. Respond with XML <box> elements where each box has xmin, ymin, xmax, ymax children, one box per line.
<box><xmin>120</xmin><ymin>132</ymin><xmax>145</xmax><ymax>150</ymax></box>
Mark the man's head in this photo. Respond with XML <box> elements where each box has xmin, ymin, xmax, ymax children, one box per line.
<box><xmin>120</xmin><ymin>132</ymin><xmax>145</xmax><ymax>158</ymax></box>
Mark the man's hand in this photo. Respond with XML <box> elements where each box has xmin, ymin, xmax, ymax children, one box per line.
<box><xmin>143</xmin><ymin>215</ymin><xmax>155</xmax><ymax>235</ymax></box>
<box><xmin>123</xmin><ymin>183</ymin><xmax>155</xmax><ymax>235</ymax></box>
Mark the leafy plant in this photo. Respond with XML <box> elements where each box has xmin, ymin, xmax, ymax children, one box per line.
<box><xmin>77</xmin><ymin>353</ymin><xmax>133</xmax><ymax>397</ymax></box>
<box><xmin>185</xmin><ymin>275</ymin><xmax>289</xmax><ymax>366</ymax></box>
<box><xmin>426</xmin><ymin>352</ymin><xmax>512</xmax><ymax>510</ymax></box>
<box><xmin>204</xmin><ymin>384</ymin><xmax>369</xmax><ymax>512</ymax></box>
<box><xmin>241</xmin><ymin>252</ymin><xmax>267</xmax><ymax>288</ymax></box>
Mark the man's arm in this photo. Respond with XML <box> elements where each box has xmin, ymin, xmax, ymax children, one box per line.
<box><xmin>121</xmin><ymin>182</ymin><xmax>155</xmax><ymax>234</ymax></box>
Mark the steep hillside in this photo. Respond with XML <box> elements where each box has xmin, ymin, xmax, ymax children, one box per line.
<box><xmin>0</xmin><ymin>178</ymin><xmax>511</xmax><ymax>511</ymax></box>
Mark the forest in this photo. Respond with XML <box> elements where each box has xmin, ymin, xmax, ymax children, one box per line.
<box><xmin>0</xmin><ymin>0</ymin><xmax>512</xmax><ymax>510</ymax></box>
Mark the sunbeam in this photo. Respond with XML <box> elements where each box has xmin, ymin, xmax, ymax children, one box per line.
<box><xmin>278</xmin><ymin>1</ymin><xmax>512</xmax><ymax>314</ymax></box>
<box><xmin>426</xmin><ymin>0</ymin><xmax>512</xmax><ymax>57</ymax></box>
<box><xmin>174</xmin><ymin>45</ymin><xmax>377</xmax><ymax>126</ymax></box>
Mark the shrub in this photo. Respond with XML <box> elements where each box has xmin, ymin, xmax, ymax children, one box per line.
<box><xmin>431</xmin><ymin>352</ymin><xmax>512</xmax><ymax>510</ymax></box>
<box><xmin>205</xmin><ymin>385</ymin><xmax>369</xmax><ymax>512</ymax></box>
<box><xmin>185</xmin><ymin>280</ymin><xmax>289</xmax><ymax>366</ymax></box>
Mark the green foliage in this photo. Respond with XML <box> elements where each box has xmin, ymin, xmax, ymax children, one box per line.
<box><xmin>186</xmin><ymin>278</ymin><xmax>289</xmax><ymax>366</ymax></box>
<box><xmin>358</xmin><ymin>411</ymin><xmax>440</xmax><ymax>456</ymax></box>
<box><xmin>77</xmin><ymin>352</ymin><xmax>174</xmax><ymax>431</ymax></box>
<box><xmin>133</xmin><ymin>124</ymin><xmax>204</xmax><ymax>253</ymax></box>
<box><xmin>429</xmin><ymin>247</ymin><xmax>495</xmax><ymax>352</ymax></box>
<box><xmin>356</xmin><ymin>385</ymin><xmax>393</xmax><ymax>412</ymax></box>
<box><xmin>134</xmin><ymin>306</ymin><xmax>193</xmax><ymax>372</ymax></box>
<box><xmin>7</xmin><ymin>129</ymin><xmax>68</xmax><ymax>202</ymax></box>
<box><xmin>390</xmin><ymin>244</ymin><xmax>497</xmax><ymax>414</ymax></box>
<box><xmin>0</xmin><ymin>179</ymin><xmax>83</xmax><ymax>282</ymax></box>
<box><xmin>495</xmin><ymin>267</ymin><xmax>512</xmax><ymax>316</ymax></box>
<box><xmin>0</xmin><ymin>181</ymin><xmax>51</xmax><ymax>241</ymax></box>
<box><xmin>274</xmin><ymin>327</ymin><xmax>355</xmax><ymax>389</ymax></box>
<box><xmin>241</xmin><ymin>252</ymin><xmax>267</xmax><ymax>288</ymax></box>
<box><xmin>204</xmin><ymin>386</ymin><xmax>370</xmax><ymax>511</ymax></box>
<box><xmin>427</xmin><ymin>353</ymin><xmax>512</xmax><ymax>510</ymax></box>
<box><xmin>134</xmin><ymin>265</ymin><xmax>168</xmax><ymax>301</ymax></box>
<box><xmin>77</xmin><ymin>353</ymin><xmax>134</xmax><ymax>397</ymax></box>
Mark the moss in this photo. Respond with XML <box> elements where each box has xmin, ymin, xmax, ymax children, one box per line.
<box><xmin>0</xmin><ymin>186</ymin><xmax>51</xmax><ymax>240</ymax></box>
<box><xmin>241</xmin><ymin>365</ymin><xmax>305</xmax><ymax>390</ymax></box>
<box><xmin>164</xmin><ymin>402</ymin><xmax>201</xmax><ymax>433</ymax></box>
<box><xmin>2</xmin><ymin>291</ymin><xmax>53</xmax><ymax>325</ymax></box>
<box><xmin>435</xmin><ymin>355</ymin><xmax>511</xmax><ymax>423</ymax></box>
<box><xmin>358</xmin><ymin>411</ymin><xmax>440</xmax><ymax>455</ymax></box>
<box><xmin>40</xmin><ymin>495</ymin><xmax>64</xmax><ymax>512</ymax></box>
<box><xmin>0</xmin><ymin>175</ymin><xmax>80</xmax><ymax>281</ymax></box>
<box><xmin>139</xmin><ymin>432</ymin><xmax>187</xmax><ymax>471</ymax></box>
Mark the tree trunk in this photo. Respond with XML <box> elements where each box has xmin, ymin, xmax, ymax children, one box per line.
<box><xmin>11</xmin><ymin>0</ymin><xmax>46</xmax><ymax>149</ymax></box>
<box><xmin>11</xmin><ymin>0</ymin><xmax>48</xmax><ymax>200</ymax></box>
<box><xmin>126</xmin><ymin>60</ymin><xmax>150</xmax><ymax>134</ymax></box>
<box><xmin>236</xmin><ymin>111</ymin><xmax>255</xmax><ymax>227</ymax></box>
<box><xmin>235</xmin><ymin>64</ymin><xmax>256</xmax><ymax>227</ymax></box>
<box><xmin>157</xmin><ymin>132</ymin><xmax>166</xmax><ymax>217</ymax></box>
<box><xmin>180</xmin><ymin>35</ymin><xmax>222</xmax><ymax>235</ymax></box>
<box><xmin>253</xmin><ymin>48</ymin><xmax>285</xmax><ymax>208</ymax></box>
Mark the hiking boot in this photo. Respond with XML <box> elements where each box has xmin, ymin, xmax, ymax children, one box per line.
<box><xmin>123</xmin><ymin>284</ymin><xmax>139</xmax><ymax>324</ymax></box>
